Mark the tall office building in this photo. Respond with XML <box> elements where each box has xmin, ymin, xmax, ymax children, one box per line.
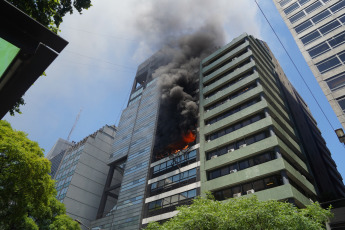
<box><xmin>91</xmin><ymin>33</ymin><xmax>345</xmax><ymax>230</ymax></box>
<box><xmin>50</xmin><ymin>125</ymin><xmax>118</xmax><ymax>229</ymax></box>
<box><xmin>47</xmin><ymin>138</ymin><xmax>73</xmax><ymax>178</ymax></box>
<box><xmin>272</xmin><ymin>0</ymin><xmax>345</xmax><ymax>130</ymax></box>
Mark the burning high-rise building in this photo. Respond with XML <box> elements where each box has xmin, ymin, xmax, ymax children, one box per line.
<box><xmin>90</xmin><ymin>33</ymin><xmax>345</xmax><ymax>230</ymax></box>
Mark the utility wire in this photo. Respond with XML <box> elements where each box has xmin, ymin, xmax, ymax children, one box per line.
<box><xmin>62</xmin><ymin>26</ymin><xmax>138</xmax><ymax>42</ymax></box>
<box><xmin>254</xmin><ymin>0</ymin><xmax>336</xmax><ymax>131</ymax></box>
<box><xmin>64</xmin><ymin>50</ymin><xmax>136</xmax><ymax>70</ymax></box>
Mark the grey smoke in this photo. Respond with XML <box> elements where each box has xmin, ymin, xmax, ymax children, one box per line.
<box><xmin>132</xmin><ymin>0</ymin><xmax>256</xmax><ymax>156</ymax></box>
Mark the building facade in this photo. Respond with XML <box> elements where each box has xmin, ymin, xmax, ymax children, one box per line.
<box><xmin>50</xmin><ymin>125</ymin><xmax>118</xmax><ymax>229</ymax></box>
<box><xmin>47</xmin><ymin>138</ymin><xmax>73</xmax><ymax>178</ymax></box>
<box><xmin>272</xmin><ymin>0</ymin><xmax>345</xmax><ymax>130</ymax></box>
<box><xmin>91</xmin><ymin>34</ymin><xmax>345</xmax><ymax>230</ymax></box>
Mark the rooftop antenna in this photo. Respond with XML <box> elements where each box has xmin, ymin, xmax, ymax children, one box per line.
<box><xmin>67</xmin><ymin>108</ymin><xmax>82</xmax><ymax>141</ymax></box>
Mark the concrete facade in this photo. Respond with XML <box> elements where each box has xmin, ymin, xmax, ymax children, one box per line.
<box><xmin>92</xmin><ymin>33</ymin><xmax>344</xmax><ymax>229</ymax></box>
<box><xmin>51</xmin><ymin>125</ymin><xmax>117</xmax><ymax>229</ymax></box>
<box><xmin>272</xmin><ymin>0</ymin><xmax>345</xmax><ymax>130</ymax></box>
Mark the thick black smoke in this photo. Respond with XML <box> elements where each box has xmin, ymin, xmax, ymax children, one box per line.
<box><xmin>152</xmin><ymin>24</ymin><xmax>225</xmax><ymax>158</ymax></box>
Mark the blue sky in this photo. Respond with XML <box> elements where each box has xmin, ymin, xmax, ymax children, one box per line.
<box><xmin>4</xmin><ymin>0</ymin><xmax>345</xmax><ymax>178</ymax></box>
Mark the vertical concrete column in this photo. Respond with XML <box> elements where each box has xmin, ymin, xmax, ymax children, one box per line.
<box><xmin>281</xmin><ymin>170</ymin><xmax>289</xmax><ymax>185</ymax></box>
<box><xmin>269</xmin><ymin>126</ymin><xmax>275</xmax><ymax>136</ymax></box>
<box><xmin>274</xmin><ymin>146</ymin><xmax>282</xmax><ymax>159</ymax></box>
<box><xmin>256</xmin><ymin>78</ymin><xmax>260</xmax><ymax>87</ymax></box>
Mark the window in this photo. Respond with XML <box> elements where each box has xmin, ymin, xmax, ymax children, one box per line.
<box><xmin>206</xmin><ymin>131</ymin><xmax>269</xmax><ymax>160</ymax></box>
<box><xmin>289</xmin><ymin>10</ymin><xmax>306</xmax><ymax>23</ymax></box>
<box><xmin>213</xmin><ymin>175</ymin><xmax>283</xmax><ymax>201</ymax></box>
<box><xmin>308</xmin><ymin>42</ymin><xmax>330</xmax><ymax>58</ymax></box>
<box><xmin>328</xmin><ymin>31</ymin><xmax>345</xmax><ymax>48</ymax></box>
<box><xmin>280</xmin><ymin>0</ymin><xmax>292</xmax><ymax>7</ymax></box>
<box><xmin>295</xmin><ymin>20</ymin><xmax>313</xmax><ymax>34</ymax></box>
<box><xmin>320</xmin><ymin>20</ymin><xmax>341</xmax><ymax>35</ymax></box>
<box><xmin>337</xmin><ymin>96</ymin><xmax>345</xmax><ymax>112</ymax></box>
<box><xmin>330</xmin><ymin>0</ymin><xmax>345</xmax><ymax>13</ymax></box>
<box><xmin>301</xmin><ymin>30</ymin><xmax>321</xmax><ymax>45</ymax></box>
<box><xmin>299</xmin><ymin>0</ymin><xmax>312</xmax><ymax>5</ymax></box>
<box><xmin>284</xmin><ymin>2</ymin><xmax>299</xmax><ymax>15</ymax></box>
<box><xmin>326</xmin><ymin>72</ymin><xmax>345</xmax><ymax>91</ymax></box>
<box><xmin>316</xmin><ymin>56</ymin><xmax>341</xmax><ymax>73</ymax></box>
<box><xmin>312</xmin><ymin>10</ymin><xmax>331</xmax><ymax>24</ymax></box>
<box><xmin>148</xmin><ymin>189</ymin><xmax>197</xmax><ymax>211</ymax></box>
<box><xmin>207</xmin><ymin>152</ymin><xmax>275</xmax><ymax>180</ymax></box>
<box><xmin>305</xmin><ymin>1</ymin><xmax>323</xmax><ymax>14</ymax></box>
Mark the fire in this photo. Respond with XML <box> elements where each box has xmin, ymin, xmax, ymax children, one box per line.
<box><xmin>183</xmin><ymin>130</ymin><xmax>196</xmax><ymax>143</ymax></box>
<box><xmin>155</xmin><ymin>130</ymin><xmax>196</xmax><ymax>160</ymax></box>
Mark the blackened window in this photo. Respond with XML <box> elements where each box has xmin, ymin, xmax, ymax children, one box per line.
<box><xmin>284</xmin><ymin>2</ymin><xmax>299</xmax><ymax>15</ymax></box>
<box><xmin>305</xmin><ymin>1</ymin><xmax>323</xmax><ymax>14</ymax></box>
<box><xmin>308</xmin><ymin>42</ymin><xmax>330</xmax><ymax>58</ymax></box>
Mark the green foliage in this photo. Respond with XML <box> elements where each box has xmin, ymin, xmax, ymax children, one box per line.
<box><xmin>0</xmin><ymin>120</ymin><xmax>81</xmax><ymax>230</ymax></box>
<box><xmin>7</xmin><ymin>0</ymin><xmax>92</xmax><ymax>34</ymax></box>
<box><xmin>145</xmin><ymin>194</ymin><xmax>333</xmax><ymax>230</ymax></box>
<box><xmin>8</xmin><ymin>96</ymin><xmax>25</xmax><ymax>116</ymax></box>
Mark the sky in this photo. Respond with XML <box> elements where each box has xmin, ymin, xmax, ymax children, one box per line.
<box><xmin>4</xmin><ymin>0</ymin><xmax>345</xmax><ymax>178</ymax></box>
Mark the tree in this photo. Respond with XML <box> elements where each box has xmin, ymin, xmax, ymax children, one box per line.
<box><xmin>6</xmin><ymin>0</ymin><xmax>92</xmax><ymax>115</ymax></box>
<box><xmin>0</xmin><ymin>120</ymin><xmax>80</xmax><ymax>230</ymax></box>
<box><xmin>145</xmin><ymin>194</ymin><xmax>333</xmax><ymax>230</ymax></box>
<box><xmin>8</xmin><ymin>0</ymin><xmax>92</xmax><ymax>33</ymax></box>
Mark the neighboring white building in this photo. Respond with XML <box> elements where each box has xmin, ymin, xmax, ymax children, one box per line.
<box><xmin>272</xmin><ymin>0</ymin><xmax>345</xmax><ymax>129</ymax></box>
<box><xmin>50</xmin><ymin>125</ymin><xmax>120</xmax><ymax>229</ymax></box>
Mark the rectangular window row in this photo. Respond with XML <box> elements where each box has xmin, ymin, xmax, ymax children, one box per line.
<box><xmin>308</xmin><ymin>30</ymin><xmax>345</xmax><ymax>58</ymax></box>
<box><xmin>206</xmin><ymin>113</ymin><xmax>265</xmax><ymax>142</ymax></box>
<box><xmin>301</xmin><ymin>14</ymin><xmax>345</xmax><ymax>45</ymax></box>
<box><xmin>202</xmin><ymin>39</ymin><xmax>246</xmax><ymax>68</ymax></box>
<box><xmin>294</xmin><ymin>0</ymin><xmax>345</xmax><ymax>33</ymax></box>
<box><xmin>203</xmin><ymin>50</ymin><xmax>248</xmax><ymax>77</ymax></box>
<box><xmin>326</xmin><ymin>71</ymin><xmax>345</xmax><ymax>91</ymax></box>
<box><xmin>336</xmin><ymin>95</ymin><xmax>345</xmax><ymax>112</ymax></box>
<box><xmin>148</xmin><ymin>189</ymin><xmax>197</xmax><ymax>211</ymax></box>
<box><xmin>203</xmin><ymin>59</ymin><xmax>252</xmax><ymax>87</ymax></box>
<box><xmin>151</xmin><ymin>168</ymin><xmax>197</xmax><ymax>191</ymax></box>
<box><xmin>205</xmin><ymin>97</ymin><xmax>261</xmax><ymax>126</ymax></box>
<box><xmin>208</xmin><ymin>152</ymin><xmax>276</xmax><ymax>180</ymax></box>
<box><xmin>206</xmin><ymin>131</ymin><xmax>269</xmax><ymax>160</ymax></box>
<box><xmin>205</xmin><ymin>70</ymin><xmax>254</xmax><ymax>99</ymax></box>
<box><xmin>284</xmin><ymin>0</ymin><xmax>314</xmax><ymax>15</ymax></box>
<box><xmin>290</xmin><ymin>0</ymin><xmax>330</xmax><ymax>24</ymax></box>
<box><xmin>279</xmin><ymin>0</ymin><xmax>292</xmax><ymax>7</ymax></box>
<box><xmin>307</xmin><ymin>29</ymin><xmax>345</xmax><ymax>58</ymax></box>
<box><xmin>205</xmin><ymin>84</ymin><xmax>257</xmax><ymax>112</ymax></box>
<box><xmin>213</xmin><ymin>175</ymin><xmax>283</xmax><ymax>201</ymax></box>
<box><xmin>152</xmin><ymin>150</ymin><xmax>197</xmax><ymax>175</ymax></box>
<box><xmin>316</xmin><ymin>50</ymin><xmax>345</xmax><ymax>73</ymax></box>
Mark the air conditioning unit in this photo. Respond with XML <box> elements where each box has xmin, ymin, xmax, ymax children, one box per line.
<box><xmin>239</xmin><ymin>144</ymin><xmax>247</xmax><ymax>149</ymax></box>
<box><xmin>206</xmin><ymin>110</ymin><xmax>209</xmax><ymax>112</ymax></box>
<box><xmin>230</xmin><ymin>169</ymin><xmax>237</xmax><ymax>174</ymax></box>
<box><xmin>233</xmin><ymin>192</ymin><xmax>242</xmax><ymax>198</ymax></box>
<box><xmin>206</xmin><ymin>97</ymin><xmax>209</xmax><ymax>100</ymax></box>
<box><xmin>211</xmin><ymin>155</ymin><xmax>218</xmax><ymax>159</ymax></box>
<box><xmin>207</xmin><ymin>124</ymin><xmax>210</xmax><ymax>126</ymax></box>
<box><xmin>207</xmin><ymin>140</ymin><xmax>211</xmax><ymax>143</ymax></box>
<box><xmin>247</xmin><ymin>189</ymin><xmax>255</xmax><ymax>195</ymax></box>
<box><xmin>228</xmin><ymin>148</ymin><xmax>235</xmax><ymax>153</ymax></box>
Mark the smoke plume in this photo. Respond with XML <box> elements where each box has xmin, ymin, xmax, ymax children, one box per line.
<box><xmin>132</xmin><ymin>0</ymin><xmax>256</xmax><ymax>158</ymax></box>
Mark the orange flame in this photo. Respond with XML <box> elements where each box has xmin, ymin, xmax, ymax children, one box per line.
<box><xmin>183</xmin><ymin>130</ymin><xmax>196</xmax><ymax>143</ymax></box>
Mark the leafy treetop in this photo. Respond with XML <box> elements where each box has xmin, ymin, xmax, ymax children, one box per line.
<box><xmin>145</xmin><ymin>194</ymin><xmax>332</xmax><ymax>230</ymax></box>
<box><xmin>0</xmin><ymin>120</ymin><xmax>80</xmax><ymax>229</ymax></box>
